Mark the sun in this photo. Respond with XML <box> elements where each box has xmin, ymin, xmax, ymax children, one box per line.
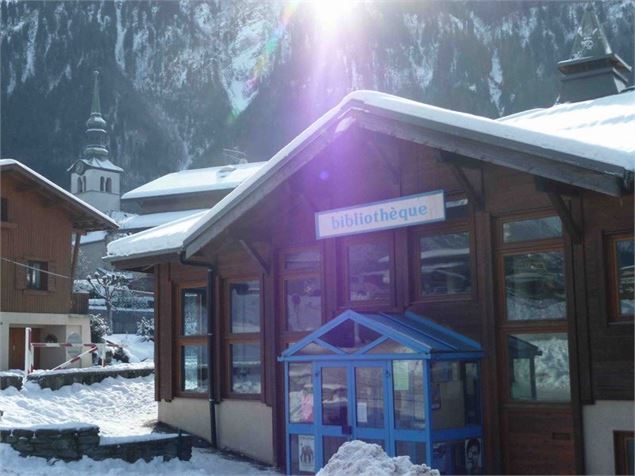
<box><xmin>308</xmin><ymin>0</ymin><xmax>355</xmax><ymax>33</ymax></box>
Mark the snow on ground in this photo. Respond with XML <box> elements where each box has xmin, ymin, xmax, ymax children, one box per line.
<box><xmin>317</xmin><ymin>441</ymin><xmax>439</xmax><ymax>476</ymax></box>
<box><xmin>0</xmin><ymin>445</ymin><xmax>279</xmax><ymax>476</ymax></box>
<box><xmin>0</xmin><ymin>375</ymin><xmax>156</xmax><ymax>436</ymax></box>
<box><xmin>107</xmin><ymin>334</ymin><xmax>154</xmax><ymax>363</ymax></box>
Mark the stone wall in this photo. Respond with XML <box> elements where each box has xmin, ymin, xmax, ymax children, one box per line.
<box><xmin>0</xmin><ymin>424</ymin><xmax>192</xmax><ymax>463</ymax></box>
<box><xmin>0</xmin><ymin>375</ymin><xmax>22</xmax><ymax>390</ymax></box>
<box><xmin>27</xmin><ymin>365</ymin><xmax>154</xmax><ymax>391</ymax></box>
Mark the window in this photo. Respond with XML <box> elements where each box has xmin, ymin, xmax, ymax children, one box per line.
<box><xmin>496</xmin><ymin>214</ymin><xmax>571</xmax><ymax>404</ymax></box>
<box><xmin>226</xmin><ymin>279</ymin><xmax>261</xmax><ymax>396</ymax></box>
<box><xmin>419</xmin><ymin>231</ymin><xmax>471</xmax><ymax>297</ymax></box>
<box><xmin>26</xmin><ymin>261</ymin><xmax>48</xmax><ymax>290</ymax></box>
<box><xmin>344</xmin><ymin>235</ymin><xmax>393</xmax><ymax>306</ymax></box>
<box><xmin>608</xmin><ymin>235</ymin><xmax>634</xmax><ymax>322</ymax></box>
<box><xmin>176</xmin><ymin>287</ymin><xmax>208</xmax><ymax>395</ymax></box>
<box><xmin>1</xmin><ymin>197</ymin><xmax>7</xmax><ymax>222</ymax></box>
<box><xmin>82</xmin><ymin>176</ymin><xmax>86</xmax><ymax>191</ymax></box>
<box><xmin>105</xmin><ymin>177</ymin><xmax>112</xmax><ymax>193</ymax></box>
<box><xmin>77</xmin><ymin>177</ymin><xmax>83</xmax><ymax>193</ymax></box>
<box><xmin>614</xmin><ymin>431</ymin><xmax>634</xmax><ymax>475</ymax></box>
<box><xmin>100</xmin><ymin>177</ymin><xmax>105</xmax><ymax>191</ymax></box>
<box><xmin>280</xmin><ymin>247</ymin><xmax>323</xmax><ymax>340</ymax></box>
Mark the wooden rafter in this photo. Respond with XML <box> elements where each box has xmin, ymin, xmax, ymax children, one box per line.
<box><xmin>365</xmin><ymin>138</ymin><xmax>400</xmax><ymax>184</ymax></box>
<box><xmin>547</xmin><ymin>193</ymin><xmax>582</xmax><ymax>243</ymax></box>
<box><xmin>239</xmin><ymin>239</ymin><xmax>270</xmax><ymax>275</ymax></box>
<box><xmin>440</xmin><ymin>152</ymin><xmax>484</xmax><ymax>210</ymax></box>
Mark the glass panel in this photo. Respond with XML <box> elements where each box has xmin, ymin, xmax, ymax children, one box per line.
<box><xmin>503</xmin><ymin>216</ymin><xmax>562</xmax><ymax>243</ymax></box>
<box><xmin>420</xmin><ymin>232</ymin><xmax>471</xmax><ymax>296</ymax></box>
<box><xmin>290</xmin><ymin>434</ymin><xmax>315</xmax><ymax>474</ymax></box>
<box><xmin>286</xmin><ymin>277</ymin><xmax>322</xmax><ymax>331</ymax></box>
<box><xmin>296</xmin><ymin>342</ymin><xmax>334</xmax><ymax>355</ymax></box>
<box><xmin>433</xmin><ymin>439</ymin><xmax>482</xmax><ymax>475</ymax></box>
<box><xmin>181</xmin><ymin>345</ymin><xmax>208</xmax><ymax>393</ymax></box>
<box><xmin>348</xmin><ymin>242</ymin><xmax>391</xmax><ymax>302</ymax></box>
<box><xmin>508</xmin><ymin>332</ymin><xmax>570</xmax><ymax>402</ymax></box>
<box><xmin>27</xmin><ymin>261</ymin><xmax>47</xmax><ymax>290</ymax></box>
<box><xmin>323</xmin><ymin>436</ymin><xmax>347</xmax><ymax>466</ymax></box>
<box><xmin>355</xmin><ymin>367</ymin><xmax>384</xmax><ymax>428</ymax></box>
<box><xmin>230</xmin><ymin>343</ymin><xmax>261</xmax><ymax>394</ymax></box>
<box><xmin>322</xmin><ymin>367</ymin><xmax>348</xmax><ymax>426</ymax></box>
<box><xmin>446</xmin><ymin>198</ymin><xmax>468</xmax><ymax>220</ymax></box>
<box><xmin>431</xmin><ymin>361</ymin><xmax>481</xmax><ymax>430</ymax></box>
<box><xmin>230</xmin><ymin>280</ymin><xmax>260</xmax><ymax>333</ymax></box>
<box><xmin>367</xmin><ymin>339</ymin><xmax>416</xmax><ymax>354</ymax></box>
<box><xmin>396</xmin><ymin>441</ymin><xmax>426</xmax><ymax>465</ymax></box>
<box><xmin>505</xmin><ymin>251</ymin><xmax>566</xmax><ymax>320</ymax></box>
<box><xmin>616</xmin><ymin>238</ymin><xmax>634</xmax><ymax>316</ymax></box>
<box><xmin>289</xmin><ymin>363</ymin><xmax>313</xmax><ymax>423</ymax></box>
<box><xmin>285</xmin><ymin>249</ymin><xmax>321</xmax><ymax>271</ymax></box>
<box><xmin>393</xmin><ymin>360</ymin><xmax>425</xmax><ymax>430</ymax></box>
<box><xmin>182</xmin><ymin>288</ymin><xmax>206</xmax><ymax>335</ymax></box>
<box><xmin>321</xmin><ymin>320</ymin><xmax>381</xmax><ymax>353</ymax></box>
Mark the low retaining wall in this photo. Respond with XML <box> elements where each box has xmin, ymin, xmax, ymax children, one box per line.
<box><xmin>0</xmin><ymin>424</ymin><xmax>191</xmax><ymax>463</ymax></box>
<box><xmin>26</xmin><ymin>364</ymin><xmax>154</xmax><ymax>391</ymax></box>
<box><xmin>0</xmin><ymin>375</ymin><xmax>22</xmax><ymax>391</ymax></box>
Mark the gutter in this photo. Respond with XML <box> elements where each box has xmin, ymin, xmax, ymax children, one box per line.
<box><xmin>178</xmin><ymin>252</ymin><xmax>218</xmax><ymax>449</ymax></box>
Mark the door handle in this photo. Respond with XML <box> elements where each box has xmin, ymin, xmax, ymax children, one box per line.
<box><xmin>341</xmin><ymin>425</ymin><xmax>352</xmax><ymax>435</ymax></box>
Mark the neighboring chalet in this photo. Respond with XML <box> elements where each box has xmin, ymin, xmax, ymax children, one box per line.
<box><xmin>0</xmin><ymin>159</ymin><xmax>117</xmax><ymax>371</ymax></box>
<box><xmin>106</xmin><ymin>10</ymin><xmax>634</xmax><ymax>476</ymax></box>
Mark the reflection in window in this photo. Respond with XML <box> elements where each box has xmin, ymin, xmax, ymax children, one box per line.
<box><xmin>615</xmin><ymin>238</ymin><xmax>634</xmax><ymax>317</ymax></box>
<box><xmin>27</xmin><ymin>261</ymin><xmax>48</xmax><ymax>290</ymax></box>
<box><xmin>445</xmin><ymin>198</ymin><xmax>468</xmax><ymax>220</ymax></box>
<box><xmin>230</xmin><ymin>281</ymin><xmax>260</xmax><ymax>333</ymax></box>
<box><xmin>393</xmin><ymin>360</ymin><xmax>424</xmax><ymax>430</ymax></box>
<box><xmin>285</xmin><ymin>250</ymin><xmax>321</xmax><ymax>271</ymax></box>
<box><xmin>508</xmin><ymin>332</ymin><xmax>570</xmax><ymax>402</ymax></box>
<box><xmin>321</xmin><ymin>320</ymin><xmax>381</xmax><ymax>353</ymax></box>
<box><xmin>231</xmin><ymin>343</ymin><xmax>261</xmax><ymax>394</ymax></box>
<box><xmin>286</xmin><ymin>277</ymin><xmax>322</xmax><ymax>332</ymax></box>
<box><xmin>431</xmin><ymin>361</ymin><xmax>480</xmax><ymax>430</ymax></box>
<box><xmin>355</xmin><ymin>367</ymin><xmax>384</xmax><ymax>428</ymax></box>
<box><xmin>181</xmin><ymin>345</ymin><xmax>208</xmax><ymax>393</ymax></box>
<box><xmin>433</xmin><ymin>439</ymin><xmax>482</xmax><ymax>475</ymax></box>
<box><xmin>505</xmin><ymin>251</ymin><xmax>566</xmax><ymax>320</ymax></box>
<box><xmin>289</xmin><ymin>363</ymin><xmax>313</xmax><ymax>423</ymax></box>
<box><xmin>321</xmin><ymin>367</ymin><xmax>347</xmax><ymax>426</ymax></box>
<box><xmin>182</xmin><ymin>289</ymin><xmax>206</xmax><ymax>335</ymax></box>
<box><xmin>420</xmin><ymin>232</ymin><xmax>471</xmax><ymax>296</ymax></box>
<box><xmin>503</xmin><ymin>216</ymin><xmax>562</xmax><ymax>243</ymax></box>
<box><xmin>396</xmin><ymin>441</ymin><xmax>426</xmax><ymax>465</ymax></box>
<box><xmin>348</xmin><ymin>242</ymin><xmax>391</xmax><ymax>303</ymax></box>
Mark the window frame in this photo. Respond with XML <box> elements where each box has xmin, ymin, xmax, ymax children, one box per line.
<box><xmin>614</xmin><ymin>430</ymin><xmax>634</xmax><ymax>475</ymax></box>
<box><xmin>174</xmin><ymin>282</ymin><xmax>208</xmax><ymax>399</ymax></box>
<box><xmin>278</xmin><ymin>244</ymin><xmax>325</xmax><ymax>348</ymax></box>
<box><xmin>606</xmin><ymin>233</ymin><xmax>634</xmax><ymax>323</ymax></box>
<box><xmin>26</xmin><ymin>260</ymin><xmax>48</xmax><ymax>291</ymax></box>
<box><xmin>223</xmin><ymin>276</ymin><xmax>263</xmax><ymax>400</ymax></box>
<box><xmin>339</xmin><ymin>231</ymin><xmax>396</xmax><ymax>311</ymax></box>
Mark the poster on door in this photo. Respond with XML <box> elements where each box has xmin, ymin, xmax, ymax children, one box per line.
<box><xmin>298</xmin><ymin>435</ymin><xmax>315</xmax><ymax>472</ymax></box>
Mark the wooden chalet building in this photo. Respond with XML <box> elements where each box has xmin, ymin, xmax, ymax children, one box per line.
<box><xmin>0</xmin><ymin>159</ymin><xmax>117</xmax><ymax>371</ymax></box>
<box><xmin>107</xmin><ymin>11</ymin><xmax>634</xmax><ymax>475</ymax></box>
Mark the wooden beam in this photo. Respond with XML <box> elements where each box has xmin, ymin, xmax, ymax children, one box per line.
<box><xmin>535</xmin><ymin>177</ymin><xmax>581</xmax><ymax>197</ymax></box>
<box><xmin>70</xmin><ymin>232</ymin><xmax>82</xmax><ymax>282</ymax></box>
<box><xmin>239</xmin><ymin>239</ymin><xmax>270</xmax><ymax>275</ymax></box>
<box><xmin>547</xmin><ymin>193</ymin><xmax>582</xmax><ymax>244</ymax></box>
<box><xmin>365</xmin><ymin>138</ymin><xmax>400</xmax><ymax>184</ymax></box>
<box><xmin>441</xmin><ymin>152</ymin><xmax>484</xmax><ymax>210</ymax></box>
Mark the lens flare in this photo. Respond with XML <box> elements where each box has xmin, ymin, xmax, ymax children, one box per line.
<box><xmin>309</xmin><ymin>0</ymin><xmax>355</xmax><ymax>32</ymax></box>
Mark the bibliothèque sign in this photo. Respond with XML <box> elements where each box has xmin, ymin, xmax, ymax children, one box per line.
<box><xmin>315</xmin><ymin>190</ymin><xmax>446</xmax><ymax>239</ymax></box>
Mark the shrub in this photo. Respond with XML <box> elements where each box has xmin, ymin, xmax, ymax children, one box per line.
<box><xmin>136</xmin><ymin>316</ymin><xmax>154</xmax><ymax>342</ymax></box>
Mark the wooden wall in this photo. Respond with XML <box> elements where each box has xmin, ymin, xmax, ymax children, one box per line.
<box><xmin>0</xmin><ymin>174</ymin><xmax>74</xmax><ymax>314</ymax></box>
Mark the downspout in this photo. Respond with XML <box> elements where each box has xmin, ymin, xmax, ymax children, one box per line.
<box><xmin>179</xmin><ymin>252</ymin><xmax>217</xmax><ymax>449</ymax></box>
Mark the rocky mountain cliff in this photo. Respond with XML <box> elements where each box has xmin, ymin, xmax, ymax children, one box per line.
<box><xmin>1</xmin><ymin>0</ymin><xmax>633</xmax><ymax>191</ymax></box>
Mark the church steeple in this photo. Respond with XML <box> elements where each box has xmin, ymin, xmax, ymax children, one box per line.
<box><xmin>557</xmin><ymin>5</ymin><xmax>631</xmax><ymax>103</ymax></box>
<box><xmin>83</xmin><ymin>70</ymin><xmax>109</xmax><ymax>158</ymax></box>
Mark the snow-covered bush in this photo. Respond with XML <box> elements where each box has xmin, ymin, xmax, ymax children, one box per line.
<box><xmin>317</xmin><ymin>440</ymin><xmax>439</xmax><ymax>476</ymax></box>
<box><xmin>90</xmin><ymin>314</ymin><xmax>111</xmax><ymax>343</ymax></box>
<box><xmin>136</xmin><ymin>316</ymin><xmax>155</xmax><ymax>341</ymax></box>
<box><xmin>112</xmin><ymin>346</ymin><xmax>130</xmax><ymax>364</ymax></box>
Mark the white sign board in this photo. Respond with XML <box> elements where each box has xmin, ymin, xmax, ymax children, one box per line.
<box><xmin>315</xmin><ymin>191</ymin><xmax>445</xmax><ymax>239</ymax></box>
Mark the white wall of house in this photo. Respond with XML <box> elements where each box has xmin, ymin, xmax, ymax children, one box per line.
<box><xmin>158</xmin><ymin>398</ymin><xmax>274</xmax><ymax>465</ymax></box>
<box><xmin>583</xmin><ymin>400</ymin><xmax>635</xmax><ymax>475</ymax></box>
<box><xmin>0</xmin><ymin>312</ymin><xmax>91</xmax><ymax>371</ymax></box>
<box><xmin>70</xmin><ymin>169</ymin><xmax>120</xmax><ymax>213</ymax></box>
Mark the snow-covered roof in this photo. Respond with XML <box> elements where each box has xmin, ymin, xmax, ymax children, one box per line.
<box><xmin>67</xmin><ymin>157</ymin><xmax>124</xmax><ymax>173</ymax></box>
<box><xmin>80</xmin><ymin>230</ymin><xmax>108</xmax><ymax>244</ymax></box>
<box><xmin>121</xmin><ymin>161</ymin><xmax>266</xmax><ymax>201</ymax></box>
<box><xmin>118</xmin><ymin>209</ymin><xmax>207</xmax><ymax>230</ymax></box>
<box><xmin>107</xmin><ymin>90</ymin><xmax>634</xmax><ymax>263</ymax></box>
<box><xmin>498</xmin><ymin>90</ymin><xmax>635</xmax><ymax>170</ymax></box>
<box><xmin>0</xmin><ymin>159</ymin><xmax>118</xmax><ymax>232</ymax></box>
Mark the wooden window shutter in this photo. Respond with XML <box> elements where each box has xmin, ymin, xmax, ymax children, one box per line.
<box><xmin>48</xmin><ymin>261</ymin><xmax>56</xmax><ymax>292</ymax></box>
<box><xmin>15</xmin><ymin>259</ymin><xmax>26</xmax><ymax>290</ymax></box>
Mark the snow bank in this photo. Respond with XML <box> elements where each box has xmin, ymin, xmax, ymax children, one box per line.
<box><xmin>317</xmin><ymin>441</ymin><xmax>439</xmax><ymax>476</ymax></box>
<box><xmin>29</xmin><ymin>361</ymin><xmax>154</xmax><ymax>377</ymax></box>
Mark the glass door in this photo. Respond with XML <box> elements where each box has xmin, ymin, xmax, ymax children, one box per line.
<box><xmin>315</xmin><ymin>365</ymin><xmax>351</xmax><ymax>468</ymax></box>
<box><xmin>352</xmin><ymin>362</ymin><xmax>389</xmax><ymax>449</ymax></box>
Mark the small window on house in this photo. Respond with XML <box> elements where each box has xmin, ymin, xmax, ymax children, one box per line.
<box><xmin>100</xmin><ymin>177</ymin><xmax>105</xmax><ymax>191</ymax></box>
<box><xmin>77</xmin><ymin>177</ymin><xmax>83</xmax><ymax>193</ymax></box>
<box><xmin>105</xmin><ymin>177</ymin><xmax>112</xmax><ymax>193</ymax></box>
<box><xmin>347</xmin><ymin>240</ymin><xmax>392</xmax><ymax>304</ymax></box>
<box><xmin>1</xmin><ymin>197</ymin><xmax>7</xmax><ymax>222</ymax></box>
<box><xmin>419</xmin><ymin>232</ymin><xmax>471</xmax><ymax>296</ymax></box>
<box><xmin>177</xmin><ymin>287</ymin><xmax>208</xmax><ymax>395</ymax></box>
<box><xmin>26</xmin><ymin>261</ymin><xmax>48</xmax><ymax>290</ymax></box>
<box><xmin>609</xmin><ymin>235</ymin><xmax>634</xmax><ymax>322</ymax></box>
<box><xmin>226</xmin><ymin>279</ymin><xmax>261</xmax><ymax>396</ymax></box>
<box><xmin>82</xmin><ymin>176</ymin><xmax>86</xmax><ymax>191</ymax></box>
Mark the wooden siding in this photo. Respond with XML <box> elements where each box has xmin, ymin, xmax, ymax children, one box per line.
<box><xmin>1</xmin><ymin>174</ymin><xmax>74</xmax><ymax>314</ymax></box>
